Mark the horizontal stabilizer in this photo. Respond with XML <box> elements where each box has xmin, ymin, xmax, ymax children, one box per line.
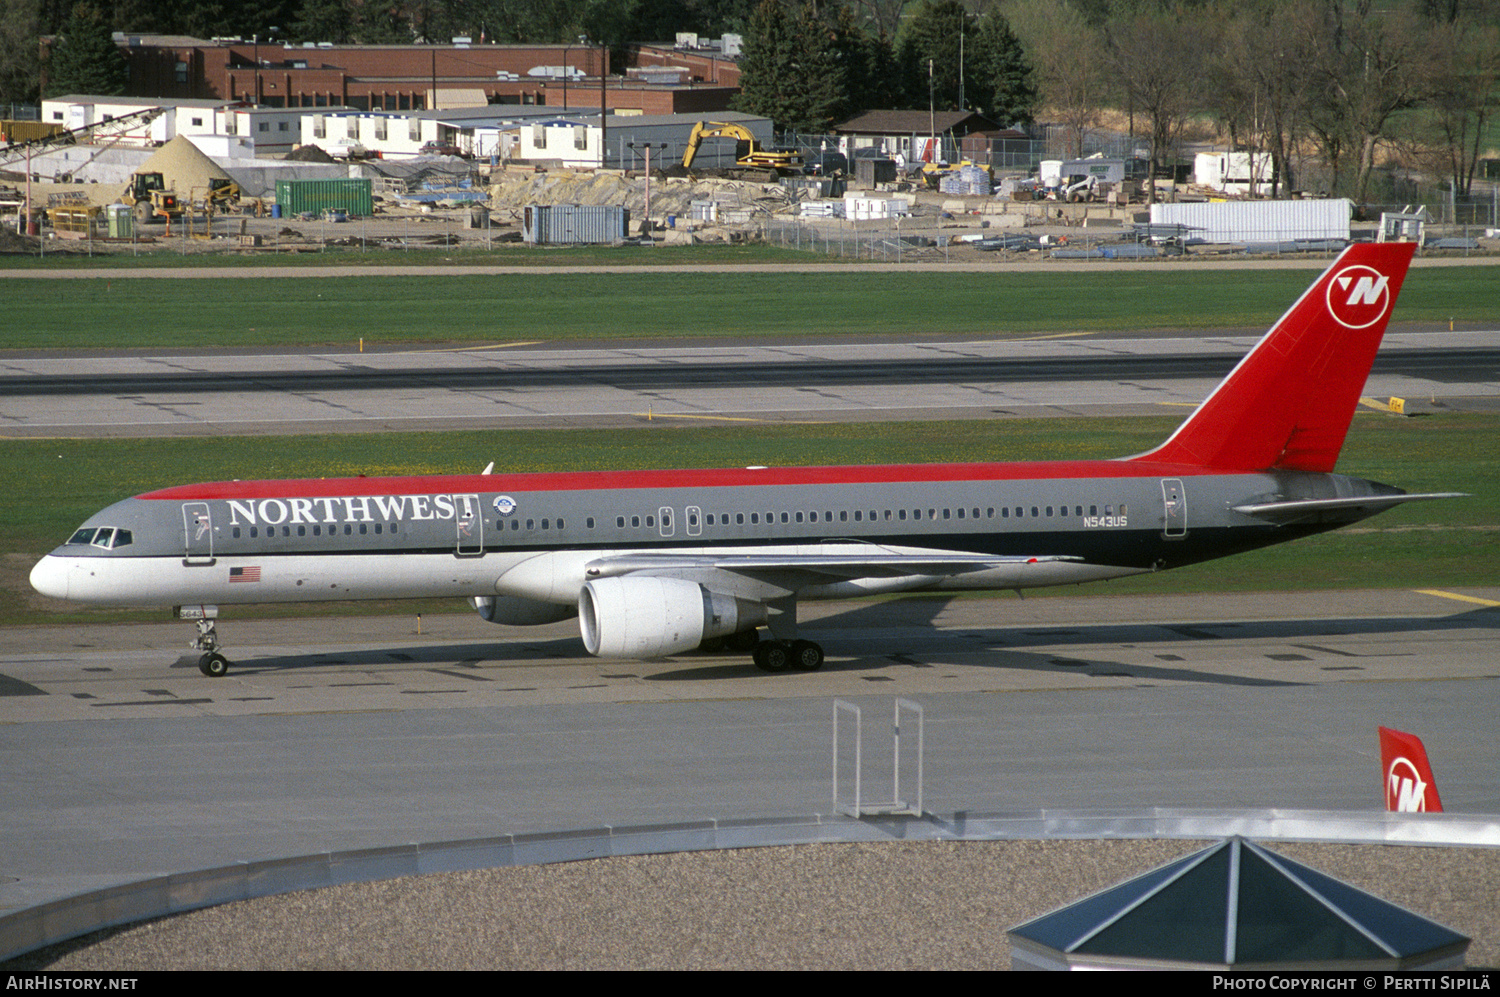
<box><xmin>1233</xmin><ymin>492</ymin><xmax>1466</xmax><ymax>523</ymax></box>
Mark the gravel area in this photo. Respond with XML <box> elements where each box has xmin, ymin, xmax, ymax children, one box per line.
<box><xmin>10</xmin><ymin>839</ymin><xmax>1498</xmax><ymax>970</ymax></box>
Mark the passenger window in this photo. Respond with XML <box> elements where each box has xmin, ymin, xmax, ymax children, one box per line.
<box><xmin>736</xmin><ymin>513</ymin><xmax>744</xmax><ymax>525</ymax></box>
<box><xmin>233</xmin><ymin>527</ymin><xmax>242</xmax><ymax>538</ymax></box>
<box><xmin>632</xmin><ymin>516</ymin><xmax>640</xmax><ymax>527</ymax></box>
<box><xmin>617</xmin><ymin>517</ymin><xmax>625</xmax><ymax>528</ymax></box>
<box><xmin>587</xmin><ymin>518</ymin><xmax>596</xmax><ymax>529</ymax></box>
<box><xmin>541</xmin><ymin>519</ymin><xmax>549</xmax><ymax>530</ymax></box>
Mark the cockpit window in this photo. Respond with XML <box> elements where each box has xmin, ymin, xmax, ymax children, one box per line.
<box><xmin>67</xmin><ymin>527</ymin><xmax>131</xmax><ymax>549</ymax></box>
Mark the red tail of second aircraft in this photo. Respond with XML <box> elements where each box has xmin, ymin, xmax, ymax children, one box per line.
<box><xmin>1379</xmin><ymin>726</ymin><xmax>1444</xmax><ymax>813</ymax></box>
<box><xmin>1132</xmin><ymin>242</ymin><xmax>1416</xmax><ymax>473</ymax></box>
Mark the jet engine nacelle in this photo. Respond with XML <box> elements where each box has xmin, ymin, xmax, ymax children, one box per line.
<box><xmin>471</xmin><ymin>595</ymin><xmax>577</xmax><ymax>626</ymax></box>
<box><xmin>579</xmin><ymin>575</ymin><xmax>764</xmax><ymax>659</ymax></box>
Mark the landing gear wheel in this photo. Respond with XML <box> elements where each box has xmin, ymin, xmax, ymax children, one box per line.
<box><xmin>789</xmin><ymin>640</ymin><xmax>824</xmax><ymax>672</ymax></box>
<box><xmin>752</xmin><ymin>641</ymin><xmax>790</xmax><ymax>673</ymax></box>
<box><xmin>725</xmin><ymin>628</ymin><xmax>761</xmax><ymax>652</ymax></box>
<box><xmin>198</xmin><ymin>652</ymin><xmax>230</xmax><ymax>678</ymax></box>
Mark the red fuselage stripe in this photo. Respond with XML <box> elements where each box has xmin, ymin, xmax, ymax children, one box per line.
<box><xmin>140</xmin><ymin>460</ymin><xmax>1213</xmax><ymax>501</ymax></box>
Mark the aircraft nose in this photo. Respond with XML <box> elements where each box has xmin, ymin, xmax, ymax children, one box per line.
<box><xmin>29</xmin><ymin>556</ymin><xmax>70</xmax><ymax>600</ymax></box>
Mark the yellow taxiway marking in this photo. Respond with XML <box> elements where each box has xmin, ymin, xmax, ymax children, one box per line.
<box><xmin>638</xmin><ymin>412</ymin><xmax>771</xmax><ymax>423</ymax></box>
<box><xmin>1415</xmin><ymin>589</ymin><xmax>1500</xmax><ymax>608</ymax></box>
<box><xmin>399</xmin><ymin>341</ymin><xmax>546</xmax><ymax>353</ymax></box>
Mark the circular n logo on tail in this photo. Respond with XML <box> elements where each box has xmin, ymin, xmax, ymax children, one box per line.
<box><xmin>1327</xmin><ymin>264</ymin><xmax>1392</xmax><ymax>329</ymax></box>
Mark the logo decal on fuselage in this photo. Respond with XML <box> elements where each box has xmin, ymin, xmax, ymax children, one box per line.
<box><xmin>1385</xmin><ymin>755</ymin><xmax>1430</xmax><ymax>812</ymax></box>
<box><xmin>493</xmin><ymin>495</ymin><xmax>517</xmax><ymax>516</ymax></box>
<box><xmin>225</xmin><ymin>494</ymin><xmax>474</xmax><ymax>526</ymax></box>
<box><xmin>1327</xmin><ymin>264</ymin><xmax>1392</xmax><ymax>330</ymax></box>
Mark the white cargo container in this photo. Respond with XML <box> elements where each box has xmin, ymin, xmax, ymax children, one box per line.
<box><xmin>1150</xmin><ymin>199</ymin><xmax>1350</xmax><ymax>244</ymax></box>
<box><xmin>842</xmin><ymin>194</ymin><xmax>909</xmax><ymax>220</ymax></box>
<box><xmin>1194</xmin><ymin>152</ymin><xmax>1275</xmax><ymax>194</ymax></box>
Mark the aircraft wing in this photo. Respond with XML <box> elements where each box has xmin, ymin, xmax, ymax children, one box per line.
<box><xmin>583</xmin><ymin>550</ymin><xmax>1083</xmax><ymax>590</ymax></box>
<box><xmin>1232</xmin><ymin>492</ymin><xmax>1466</xmax><ymax>524</ymax></box>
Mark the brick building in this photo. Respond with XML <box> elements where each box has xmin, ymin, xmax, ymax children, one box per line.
<box><xmin>112</xmin><ymin>35</ymin><xmax>739</xmax><ymax>116</ymax></box>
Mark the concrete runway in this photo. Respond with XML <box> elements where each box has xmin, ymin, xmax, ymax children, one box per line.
<box><xmin>3</xmin><ymin>329</ymin><xmax>1498</xmax><ymax>437</ymax></box>
<box><xmin>3</xmin><ymin>587</ymin><xmax>1498</xmax><ymax>917</ymax></box>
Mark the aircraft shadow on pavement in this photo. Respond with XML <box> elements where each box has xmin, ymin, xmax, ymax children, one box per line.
<box><xmin>649</xmin><ymin>598</ymin><xmax>1499</xmax><ymax>687</ymax></box>
<box><xmin>187</xmin><ymin>599</ymin><xmax>1495</xmax><ymax>689</ymax></box>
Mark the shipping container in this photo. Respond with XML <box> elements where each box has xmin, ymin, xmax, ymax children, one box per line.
<box><xmin>1150</xmin><ymin>199</ymin><xmax>1351</xmax><ymax>244</ymax></box>
<box><xmin>274</xmin><ymin>178</ymin><xmax>374</xmax><ymax>217</ymax></box>
<box><xmin>522</xmin><ymin>203</ymin><xmax>628</xmax><ymax>244</ymax></box>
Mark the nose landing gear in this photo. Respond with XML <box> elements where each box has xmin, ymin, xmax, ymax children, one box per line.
<box><xmin>179</xmin><ymin>605</ymin><xmax>233</xmax><ymax>677</ymax></box>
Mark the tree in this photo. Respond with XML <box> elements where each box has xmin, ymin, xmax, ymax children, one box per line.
<box><xmin>1106</xmin><ymin>7</ymin><xmax>1206</xmax><ymax>202</ymax></box>
<box><xmin>968</xmin><ymin>8</ymin><xmax>1035</xmax><ymax>126</ymax></box>
<box><xmin>43</xmin><ymin>2</ymin><xmax>127</xmax><ymax>98</ymax></box>
<box><xmin>1300</xmin><ymin>0</ymin><xmax>1436</xmax><ymax>201</ymax></box>
<box><xmin>1005</xmin><ymin>0</ymin><xmax>1106</xmax><ymax>156</ymax></box>
<box><xmin>1424</xmin><ymin>18</ymin><xmax>1500</xmax><ymax>199</ymax></box>
<box><xmin>732</xmin><ymin>0</ymin><xmax>859</xmax><ymax>133</ymax></box>
<box><xmin>894</xmin><ymin>0</ymin><xmax>967</xmax><ymax>111</ymax></box>
<box><xmin>0</xmin><ymin>0</ymin><xmax>41</xmax><ymax>105</ymax></box>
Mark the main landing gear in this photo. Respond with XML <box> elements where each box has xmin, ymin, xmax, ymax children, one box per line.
<box><xmin>752</xmin><ymin>637</ymin><xmax>825</xmax><ymax>673</ymax></box>
<box><xmin>698</xmin><ymin>627</ymin><xmax>826</xmax><ymax>672</ymax></box>
<box><xmin>192</xmin><ymin>617</ymin><xmax>231</xmax><ymax>678</ymax></box>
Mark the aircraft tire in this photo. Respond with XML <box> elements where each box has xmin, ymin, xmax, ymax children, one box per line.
<box><xmin>199</xmin><ymin>652</ymin><xmax>230</xmax><ymax>678</ymax></box>
<box><xmin>752</xmin><ymin>642</ymin><xmax>790</xmax><ymax>673</ymax></box>
<box><xmin>789</xmin><ymin>640</ymin><xmax>824</xmax><ymax>672</ymax></box>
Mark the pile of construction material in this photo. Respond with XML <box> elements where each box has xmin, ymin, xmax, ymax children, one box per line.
<box><xmin>486</xmin><ymin>170</ymin><xmax>800</xmax><ymax>226</ymax></box>
<box><xmin>939</xmin><ymin>164</ymin><xmax>992</xmax><ymax>196</ymax></box>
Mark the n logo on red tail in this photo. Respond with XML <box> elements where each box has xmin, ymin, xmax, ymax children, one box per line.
<box><xmin>1328</xmin><ymin>266</ymin><xmax>1393</xmax><ymax>329</ymax></box>
<box><xmin>1378</xmin><ymin>725</ymin><xmax>1443</xmax><ymax>813</ymax></box>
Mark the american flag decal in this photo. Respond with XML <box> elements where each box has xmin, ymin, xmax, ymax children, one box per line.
<box><xmin>229</xmin><ymin>566</ymin><xmax>261</xmax><ymax>583</ymax></box>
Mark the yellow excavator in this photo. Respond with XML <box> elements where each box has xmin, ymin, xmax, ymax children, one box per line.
<box><xmin>681</xmin><ymin>121</ymin><xmax>803</xmax><ymax>181</ymax></box>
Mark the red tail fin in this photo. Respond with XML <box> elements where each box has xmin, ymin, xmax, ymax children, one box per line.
<box><xmin>1132</xmin><ymin>243</ymin><xmax>1416</xmax><ymax>472</ymax></box>
<box><xmin>1379</xmin><ymin>725</ymin><xmax>1443</xmax><ymax>813</ymax></box>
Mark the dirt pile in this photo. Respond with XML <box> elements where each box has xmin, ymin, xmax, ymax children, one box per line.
<box><xmin>138</xmin><ymin>136</ymin><xmax>234</xmax><ymax>198</ymax></box>
<box><xmin>485</xmin><ymin>170</ymin><xmax>803</xmax><ymax>224</ymax></box>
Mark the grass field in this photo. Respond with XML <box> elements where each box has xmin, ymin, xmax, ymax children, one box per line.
<box><xmin>1</xmin><ymin>264</ymin><xmax>1496</xmax><ymax>350</ymax></box>
<box><xmin>6</xmin><ymin>412</ymin><xmax>1494</xmax><ymax>627</ymax></box>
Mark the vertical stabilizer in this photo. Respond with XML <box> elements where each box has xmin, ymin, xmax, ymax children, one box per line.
<box><xmin>1379</xmin><ymin>725</ymin><xmax>1443</xmax><ymax>813</ymax></box>
<box><xmin>1131</xmin><ymin>243</ymin><xmax>1416</xmax><ymax>472</ymax></box>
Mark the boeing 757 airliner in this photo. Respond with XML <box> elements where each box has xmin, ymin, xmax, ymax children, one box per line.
<box><xmin>31</xmin><ymin>243</ymin><xmax>1458</xmax><ymax>676</ymax></box>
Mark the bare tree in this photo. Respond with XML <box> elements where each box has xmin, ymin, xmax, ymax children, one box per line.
<box><xmin>1425</xmin><ymin>18</ymin><xmax>1500</xmax><ymax>199</ymax></box>
<box><xmin>1106</xmin><ymin>8</ymin><xmax>1206</xmax><ymax>203</ymax></box>
<box><xmin>1005</xmin><ymin>0</ymin><xmax>1106</xmax><ymax>157</ymax></box>
<box><xmin>1301</xmin><ymin>0</ymin><xmax>1436</xmax><ymax>201</ymax></box>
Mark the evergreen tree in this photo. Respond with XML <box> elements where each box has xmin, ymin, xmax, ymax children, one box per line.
<box><xmin>44</xmin><ymin>3</ymin><xmax>127</xmax><ymax>97</ymax></box>
<box><xmin>731</xmin><ymin>0</ymin><xmax>798</xmax><ymax>126</ymax></box>
<box><xmin>0</xmin><ymin>0</ymin><xmax>41</xmax><ymax>104</ymax></box>
<box><xmin>969</xmin><ymin>9</ymin><xmax>1036</xmax><ymax>126</ymax></box>
<box><xmin>894</xmin><ymin>0</ymin><xmax>967</xmax><ymax>111</ymax></box>
<box><xmin>289</xmin><ymin>0</ymin><xmax>350</xmax><ymax>42</ymax></box>
<box><xmin>733</xmin><ymin>0</ymin><xmax>861</xmax><ymax>134</ymax></box>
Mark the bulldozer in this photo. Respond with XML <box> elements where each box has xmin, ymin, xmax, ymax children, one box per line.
<box><xmin>681</xmin><ymin>121</ymin><xmax>803</xmax><ymax>182</ymax></box>
<box><xmin>121</xmin><ymin>172</ymin><xmax>183</xmax><ymax>226</ymax></box>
